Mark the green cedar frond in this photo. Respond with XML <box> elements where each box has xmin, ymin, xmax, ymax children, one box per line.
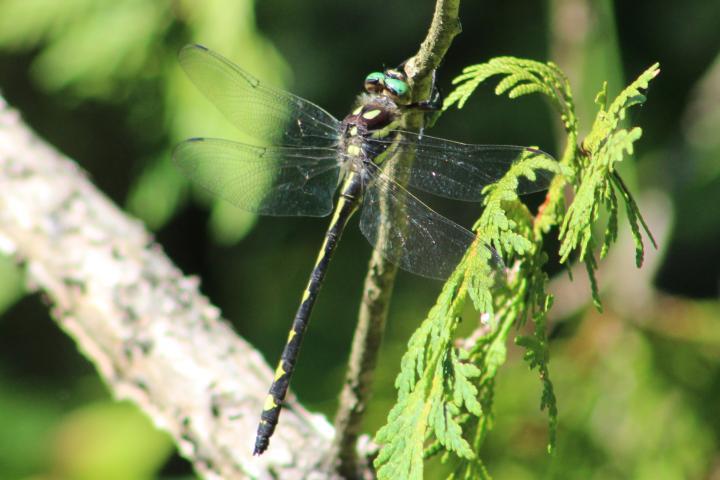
<box><xmin>582</xmin><ymin>64</ymin><xmax>660</xmax><ymax>154</ymax></box>
<box><xmin>601</xmin><ymin>183</ymin><xmax>619</xmax><ymax>259</ymax></box>
<box><xmin>559</xmin><ymin>64</ymin><xmax>660</xmax><ymax>274</ymax></box>
<box><xmin>448</xmin><ymin>455</ymin><xmax>492</xmax><ymax>480</ymax></box>
<box><xmin>444</xmin><ymin>57</ymin><xmax>577</xmax><ymax>134</ymax></box>
<box><xmin>516</xmin><ymin>293</ymin><xmax>558</xmax><ymax>453</ymax></box>
<box><xmin>612</xmin><ymin>172</ymin><xmax>658</xmax><ymax>266</ymax></box>
<box><xmin>376</xmin><ymin>58</ymin><xmax>659</xmax><ymax>479</ymax></box>
<box><xmin>584</xmin><ymin>249</ymin><xmax>603</xmax><ymax>311</ymax></box>
<box><xmin>375</xmin><ymin>152</ymin><xmax>563</xmax><ymax>479</ymax></box>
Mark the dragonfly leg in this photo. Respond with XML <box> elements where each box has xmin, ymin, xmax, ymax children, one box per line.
<box><xmin>404</xmin><ymin>70</ymin><xmax>443</xmax><ymax>137</ymax></box>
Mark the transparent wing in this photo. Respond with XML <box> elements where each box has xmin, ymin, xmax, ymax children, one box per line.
<box><xmin>173</xmin><ymin>138</ymin><xmax>340</xmax><ymax>217</ymax></box>
<box><xmin>179</xmin><ymin>44</ymin><xmax>341</xmax><ymax>147</ymax></box>
<box><xmin>367</xmin><ymin>132</ymin><xmax>556</xmax><ymax>201</ymax></box>
<box><xmin>359</xmin><ymin>167</ymin><xmax>496</xmax><ymax>280</ymax></box>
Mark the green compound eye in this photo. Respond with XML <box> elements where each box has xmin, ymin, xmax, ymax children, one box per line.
<box><xmin>365</xmin><ymin>72</ymin><xmax>384</xmax><ymax>83</ymax></box>
<box><xmin>384</xmin><ymin>77</ymin><xmax>409</xmax><ymax>99</ymax></box>
<box><xmin>364</xmin><ymin>72</ymin><xmax>385</xmax><ymax>93</ymax></box>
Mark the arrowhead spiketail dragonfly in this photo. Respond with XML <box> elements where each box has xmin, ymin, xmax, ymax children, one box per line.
<box><xmin>173</xmin><ymin>44</ymin><xmax>555</xmax><ymax>455</ymax></box>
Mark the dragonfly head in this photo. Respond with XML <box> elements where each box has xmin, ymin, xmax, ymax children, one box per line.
<box><xmin>363</xmin><ymin>69</ymin><xmax>411</xmax><ymax>104</ymax></box>
<box><xmin>364</xmin><ymin>72</ymin><xmax>386</xmax><ymax>94</ymax></box>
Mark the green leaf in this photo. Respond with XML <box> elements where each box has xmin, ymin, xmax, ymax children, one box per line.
<box><xmin>375</xmin><ymin>386</ymin><xmax>428</xmax><ymax>480</ymax></box>
<box><xmin>559</xmin><ymin>64</ymin><xmax>660</xmax><ymax>280</ymax></box>
<box><xmin>377</xmin><ymin>57</ymin><xmax>658</xmax><ymax>478</ymax></box>
<box><xmin>375</xmin><ymin>147</ymin><xmax>564</xmax><ymax>479</ymax></box>
<box><xmin>445</xmin><ymin>57</ymin><xmax>578</xmax><ymax>134</ymax></box>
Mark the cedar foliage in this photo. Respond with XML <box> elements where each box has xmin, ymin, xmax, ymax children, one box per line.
<box><xmin>374</xmin><ymin>58</ymin><xmax>659</xmax><ymax>480</ymax></box>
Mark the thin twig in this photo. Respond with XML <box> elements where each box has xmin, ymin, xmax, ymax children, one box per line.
<box><xmin>406</xmin><ymin>0</ymin><xmax>463</xmax><ymax>83</ymax></box>
<box><xmin>327</xmin><ymin>1</ymin><xmax>462</xmax><ymax>477</ymax></box>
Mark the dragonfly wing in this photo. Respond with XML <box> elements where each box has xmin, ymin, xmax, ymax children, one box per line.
<box><xmin>173</xmin><ymin>138</ymin><xmax>340</xmax><ymax>217</ymax></box>
<box><xmin>179</xmin><ymin>44</ymin><xmax>341</xmax><ymax>147</ymax></box>
<box><xmin>359</xmin><ymin>168</ymin><xmax>496</xmax><ymax>280</ymax></box>
<box><xmin>367</xmin><ymin>132</ymin><xmax>556</xmax><ymax>201</ymax></box>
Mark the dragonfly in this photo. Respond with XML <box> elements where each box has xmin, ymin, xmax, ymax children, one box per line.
<box><xmin>173</xmin><ymin>44</ymin><xmax>555</xmax><ymax>455</ymax></box>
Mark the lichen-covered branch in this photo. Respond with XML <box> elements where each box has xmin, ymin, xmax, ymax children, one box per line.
<box><xmin>0</xmin><ymin>97</ymin><xmax>343</xmax><ymax>480</ymax></box>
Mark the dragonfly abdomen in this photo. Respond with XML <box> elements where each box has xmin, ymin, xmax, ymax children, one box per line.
<box><xmin>253</xmin><ymin>173</ymin><xmax>363</xmax><ymax>455</ymax></box>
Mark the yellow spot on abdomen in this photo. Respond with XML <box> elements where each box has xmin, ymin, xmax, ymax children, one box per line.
<box><xmin>288</xmin><ymin>329</ymin><xmax>297</xmax><ymax>343</ymax></box>
<box><xmin>349</xmin><ymin>126</ymin><xmax>358</xmax><ymax>136</ymax></box>
<box><xmin>347</xmin><ymin>145</ymin><xmax>361</xmax><ymax>156</ymax></box>
<box><xmin>274</xmin><ymin>364</ymin><xmax>287</xmax><ymax>381</ymax></box>
<box><xmin>263</xmin><ymin>395</ymin><xmax>278</xmax><ymax>411</ymax></box>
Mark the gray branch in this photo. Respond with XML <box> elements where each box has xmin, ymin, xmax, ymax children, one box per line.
<box><xmin>0</xmin><ymin>96</ymin><xmax>353</xmax><ymax>479</ymax></box>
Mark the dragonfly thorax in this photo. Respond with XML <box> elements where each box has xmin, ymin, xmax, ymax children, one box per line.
<box><xmin>339</xmin><ymin>96</ymin><xmax>402</xmax><ymax>173</ymax></box>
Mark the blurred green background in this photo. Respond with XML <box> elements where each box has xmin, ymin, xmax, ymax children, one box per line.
<box><xmin>0</xmin><ymin>0</ymin><xmax>719</xmax><ymax>478</ymax></box>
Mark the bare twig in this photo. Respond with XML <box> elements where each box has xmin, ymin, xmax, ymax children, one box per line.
<box><xmin>0</xmin><ymin>97</ymin><xmax>349</xmax><ymax>480</ymax></box>
<box><xmin>327</xmin><ymin>1</ymin><xmax>462</xmax><ymax>477</ymax></box>
<box><xmin>406</xmin><ymin>0</ymin><xmax>463</xmax><ymax>83</ymax></box>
